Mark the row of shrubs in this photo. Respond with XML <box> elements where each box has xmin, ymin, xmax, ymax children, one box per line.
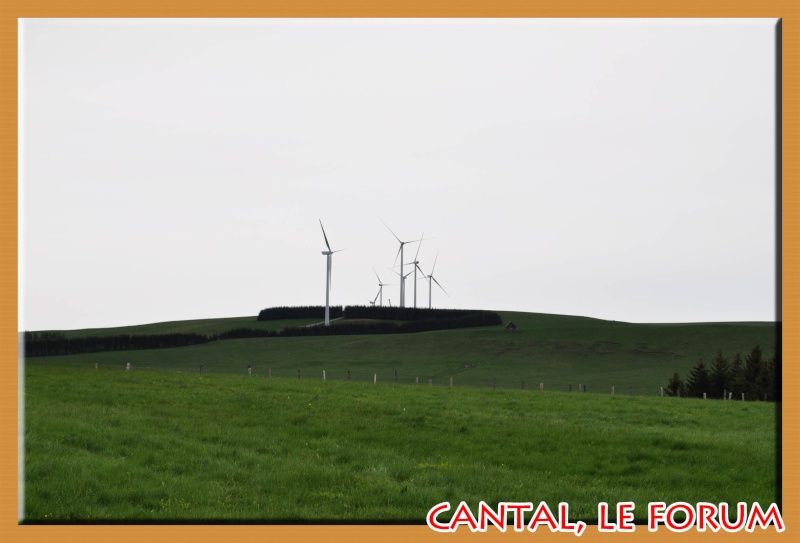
<box><xmin>228</xmin><ymin>310</ymin><xmax>502</xmax><ymax>339</ymax></box>
<box><xmin>256</xmin><ymin>304</ymin><xmax>488</xmax><ymax>322</ymax></box>
<box><xmin>23</xmin><ymin>332</ymin><xmax>212</xmax><ymax>358</ymax></box>
<box><xmin>25</xmin><ymin>307</ymin><xmax>502</xmax><ymax>357</ymax></box>
<box><xmin>256</xmin><ymin>305</ymin><xmax>344</xmax><ymax>320</ymax></box>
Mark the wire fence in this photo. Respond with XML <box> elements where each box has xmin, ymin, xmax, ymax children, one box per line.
<box><xmin>72</xmin><ymin>360</ymin><xmax>765</xmax><ymax>401</ymax></box>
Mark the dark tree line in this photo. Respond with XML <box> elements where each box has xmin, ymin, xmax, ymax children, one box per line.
<box><xmin>256</xmin><ymin>305</ymin><xmax>493</xmax><ymax>322</ymax></box>
<box><xmin>257</xmin><ymin>306</ymin><xmax>344</xmax><ymax>321</ymax></box>
<box><xmin>219</xmin><ymin>311</ymin><xmax>501</xmax><ymax>339</ymax></box>
<box><xmin>24</xmin><ymin>332</ymin><xmax>211</xmax><ymax>357</ymax></box>
<box><xmin>340</xmin><ymin>305</ymin><xmax>489</xmax><ymax>321</ymax></box>
<box><xmin>25</xmin><ymin>308</ymin><xmax>502</xmax><ymax>357</ymax></box>
<box><xmin>665</xmin><ymin>345</ymin><xmax>780</xmax><ymax>401</ymax></box>
<box><xmin>284</xmin><ymin>310</ymin><xmax>502</xmax><ymax>336</ymax></box>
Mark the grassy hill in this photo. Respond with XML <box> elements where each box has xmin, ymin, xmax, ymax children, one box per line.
<box><xmin>30</xmin><ymin>310</ymin><xmax>779</xmax><ymax>396</ymax></box>
<box><xmin>22</xmin><ymin>310</ymin><xmax>780</xmax><ymax>523</ymax></box>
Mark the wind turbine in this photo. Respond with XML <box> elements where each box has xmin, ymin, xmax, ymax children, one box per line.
<box><xmin>381</xmin><ymin>220</ymin><xmax>422</xmax><ymax>308</ymax></box>
<box><xmin>405</xmin><ymin>233</ymin><xmax>425</xmax><ymax>309</ymax></box>
<box><xmin>425</xmin><ymin>250</ymin><xmax>449</xmax><ymax>309</ymax></box>
<box><xmin>319</xmin><ymin>219</ymin><xmax>343</xmax><ymax>326</ymax></box>
<box><xmin>387</xmin><ymin>266</ymin><xmax>413</xmax><ymax>307</ymax></box>
<box><xmin>373</xmin><ymin>267</ymin><xmax>389</xmax><ymax>307</ymax></box>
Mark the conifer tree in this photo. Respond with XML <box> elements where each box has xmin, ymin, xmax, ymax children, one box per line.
<box><xmin>744</xmin><ymin>345</ymin><xmax>764</xmax><ymax>399</ymax></box>
<box><xmin>685</xmin><ymin>358</ymin><xmax>711</xmax><ymax>398</ymax></box>
<box><xmin>728</xmin><ymin>352</ymin><xmax>746</xmax><ymax>397</ymax></box>
<box><xmin>665</xmin><ymin>371</ymin><xmax>685</xmax><ymax>397</ymax></box>
<box><xmin>708</xmin><ymin>349</ymin><xmax>731</xmax><ymax>398</ymax></box>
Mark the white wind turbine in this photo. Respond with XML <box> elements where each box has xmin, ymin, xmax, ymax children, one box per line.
<box><xmin>425</xmin><ymin>250</ymin><xmax>449</xmax><ymax>309</ymax></box>
<box><xmin>386</xmin><ymin>266</ymin><xmax>413</xmax><ymax>307</ymax></box>
<box><xmin>319</xmin><ymin>219</ymin><xmax>343</xmax><ymax>326</ymax></box>
<box><xmin>405</xmin><ymin>233</ymin><xmax>426</xmax><ymax>309</ymax></box>
<box><xmin>373</xmin><ymin>267</ymin><xmax>389</xmax><ymax>307</ymax></box>
<box><xmin>381</xmin><ymin>220</ymin><xmax>422</xmax><ymax>308</ymax></box>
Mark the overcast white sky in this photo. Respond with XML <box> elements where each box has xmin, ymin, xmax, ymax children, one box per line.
<box><xmin>19</xmin><ymin>18</ymin><xmax>778</xmax><ymax>331</ymax></box>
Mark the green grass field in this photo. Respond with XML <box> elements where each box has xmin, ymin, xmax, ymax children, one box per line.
<box><xmin>23</xmin><ymin>363</ymin><xmax>777</xmax><ymax>523</ymax></box>
<box><xmin>23</xmin><ymin>310</ymin><xmax>779</xmax><ymax>523</ymax></box>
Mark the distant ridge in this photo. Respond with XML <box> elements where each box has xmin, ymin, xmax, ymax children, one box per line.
<box><xmin>25</xmin><ymin>306</ymin><xmax>503</xmax><ymax>357</ymax></box>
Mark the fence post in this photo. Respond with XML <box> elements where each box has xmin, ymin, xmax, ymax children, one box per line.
<box><xmin>416</xmin><ymin>376</ymin><xmax>419</xmax><ymax>385</ymax></box>
<box><xmin>94</xmin><ymin>362</ymin><xmax>98</xmax><ymax>370</ymax></box>
<box><xmin>660</xmin><ymin>387</ymin><xmax>664</xmax><ymax>397</ymax></box>
<box><xmin>428</xmin><ymin>379</ymin><xmax>432</xmax><ymax>386</ymax></box>
<box><xmin>248</xmin><ymin>365</ymin><xmax>252</xmax><ymax>376</ymax></box>
<box><xmin>703</xmin><ymin>392</ymin><xmax>707</xmax><ymax>399</ymax></box>
<box><xmin>540</xmin><ymin>382</ymin><xmax>544</xmax><ymax>391</ymax></box>
<box><xmin>729</xmin><ymin>392</ymin><xmax>733</xmax><ymax>400</ymax></box>
<box><xmin>741</xmin><ymin>392</ymin><xmax>745</xmax><ymax>401</ymax></box>
<box><xmin>126</xmin><ymin>362</ymin><xmax>131</xmax><ymax>371</ymax></box>
<box><xmin>450</xmin><ymin>376</ymin><xmax>453</xmax><ymax>388</ymax></box>
<box><xmin>323</xmin><ymin>370</ymin><xmax>326</xmax><ymax>381</ymax></box>
<box><xmin>268</xmin><ymin>368</ymin><xmax>272</xmax><ymax>378</ymax></box>
<box><xmin>612</xmin><ymin>386</ymin><xmax>615</xmax><ymax>395</ymax></box>
<box><xmin>199</xmin><ymin>365</ymin><xmax>203</xmax><ymax>374</ymax></box>
<box><xmin>374</xmin><ymin>373</ymin><xmax>377</xmax><ymax>384</ymax></box>
<box><xmin>723</xmin><ymin>388</ymin><xmax>727</xmax><ymax>400</ymax></box>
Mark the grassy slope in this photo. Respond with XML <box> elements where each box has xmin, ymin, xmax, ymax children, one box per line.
<box><xmin>24</xmin><ymin>363</ymin><xmax>777</xmax><ymax>522</ymax></box>
<box><xmin>32</xmin><ymin>311</ymin><xmax>778</xmax><ymax>396</ymax></box>
<box><xmin>53</xmin><ymin>316</ymin><xmax>321</xmax><ymax>338</ymax></box>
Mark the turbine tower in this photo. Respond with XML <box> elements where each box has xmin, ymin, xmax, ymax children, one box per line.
<box><xmin>388</xmin><ymin>266</ymin><xmax>413</xmax><ymax>307</ymax></box>
<box><xmin>425</xmin><ymin>250</ymin><xmax>448</xmax><ymax>309</ymax></box>
<box><xmin>381</xmin><ymin>220</ymin><xmax>422</xmax><ymax>308</ymax></box>
<box><xmin>319</xmin><ymin>219</ymin><xmax>343</xmax><ymax>326</ymax></box>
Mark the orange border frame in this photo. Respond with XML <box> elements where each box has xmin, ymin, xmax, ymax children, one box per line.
<box><xmin>1</xmin><ymin>2</ymin><xmax>797</xmax><ymax>542</ymax></box>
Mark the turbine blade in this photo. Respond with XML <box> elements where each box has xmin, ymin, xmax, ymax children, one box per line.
<box><xmin>319</xmin><ymin>219</ymin><xmax>331</xmax><ymax>252</ymax></box>
<box><xmin>373</xmin><ymin>266</ymin><xmax>383</xmax><ymax>284</ymax></box>
<box><xmin>392</xmin><ymin>245</ymin><xmax>402</xmax><ymax>270</ymax></box>
<box><xmin>415</xmin><ymin>263</ymin><xmax>426</xmax><ymax>276</ymax></box>
<box><xmin>413</xmin><ymin>232</ymin><xmax>424</xmax><ymax>261</ymax></box>
<box><xmin>432</xmin><ymin>276</ymin><xmax>449</xmax><ymax>297</ymax></box>
<box><xmin>430</xmin><ymin>250</ymin><xmax>439</xmax><ymax>275</ymax></box>
<box><xmin>380</xmin><ymin>218</ymin><xmax>402</xmax><ymax>243</ymax></box>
